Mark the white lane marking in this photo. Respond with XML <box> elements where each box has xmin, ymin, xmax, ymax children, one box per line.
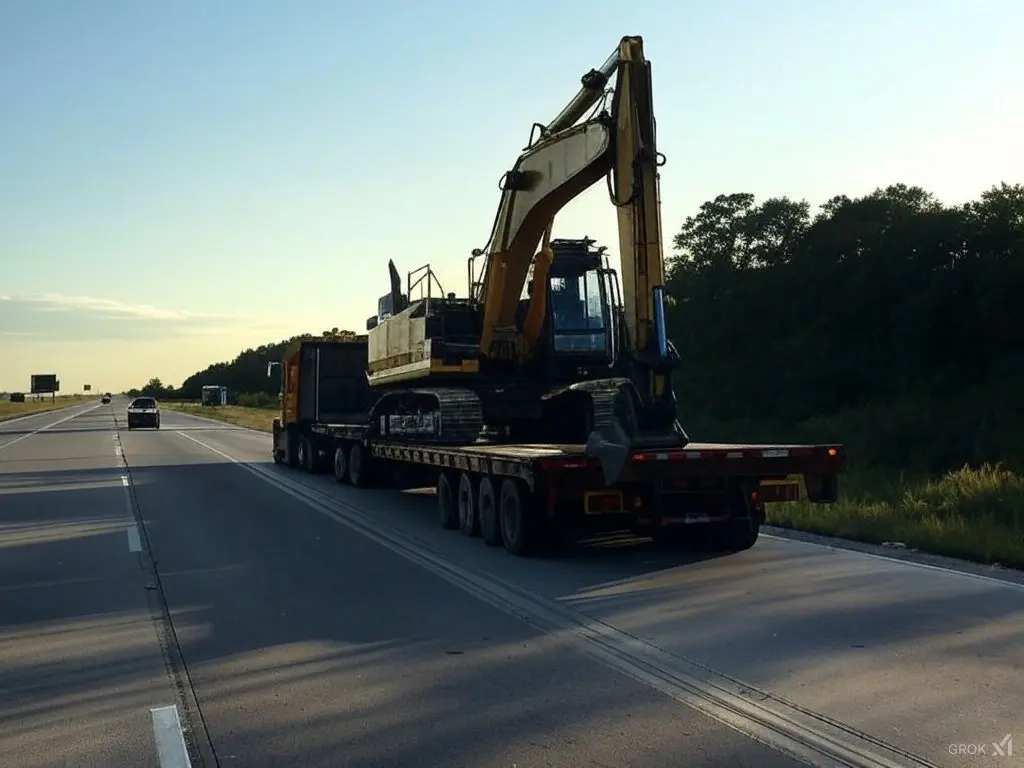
<box><xmin>177</xmin><ymin>430</ymin><xmax>929</xmax><ymax>768</ymax></box>
<box><xmin>122</xmin><ymin>473</ymin><xmax>140</xmax><ymax>552</ymax></box>
<box><xmin>126</xmin><ymin>525</ymin><xmax>142</xmax><ymax>552</ymax></box>
<box><xmin>0</xmin><ymin>405</ymin><xmax>101</xmax><ymax>452</ymax></box>
<box><xmin>150</xmin><ymin>704</ymin><xmax>192</xmax><ymax>768</ymax></box>
<box><xmin>760</xmin><ymin>532</ymin><xmax>1024</xmax><ymax>592</ymax></box>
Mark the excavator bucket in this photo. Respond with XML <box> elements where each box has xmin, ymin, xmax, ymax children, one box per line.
<box><xmin>585</xmin><ymin>418</ymin><xmax>634</xmax><ymax>487</ymax></box>
<box><xmin>583</xmin><ymin>380</ymin><xmax>688</xmax><ymax>486</ymax></box>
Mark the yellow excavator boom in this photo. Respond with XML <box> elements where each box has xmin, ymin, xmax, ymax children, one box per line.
<box><xmin>475</xmin><ymin>36</ymin><xmax>667</xmax><ymax>370</ymax></box>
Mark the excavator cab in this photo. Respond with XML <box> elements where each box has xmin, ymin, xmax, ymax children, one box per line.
<box><xmin>525</xmin><ymin>238</ymin><xmax>626</xmax><ymax>382</ymax></box>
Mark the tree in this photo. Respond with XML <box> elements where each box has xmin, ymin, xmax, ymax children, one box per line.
<box><xmin>664</xmin><ymin>182</ymin><xmax>1024</xmax><ymax>438</ymax></box>
<box><xmin>146</xmin><ymin>329</ymin><xmax>364</xmax><ymax>400</ymax></box>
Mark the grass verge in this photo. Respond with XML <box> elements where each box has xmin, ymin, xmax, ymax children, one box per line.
<box><xmin>0</xmin><ymin>396</ymin><xmax>84</xmax><ymax>423</ymax></box>
<box><xmin>767</xmin><ymin>464</ymin><xmax>1024</xmax><ymax>570</ymax></box>
<box><xmin>162</xmin><ymin>402</ymin><xmax>277</xmax><ymax>432</ymax></box>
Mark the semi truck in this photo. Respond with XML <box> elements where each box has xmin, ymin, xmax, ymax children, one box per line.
<box><xmin>270</xmin><ymin>336</ymin><xmax>844</xmax><ymax>556</ymax></box>
<box><xmin>270</xmin><ymin>37</ymin><xmax>846</xmax><ymax>556</ymax></box>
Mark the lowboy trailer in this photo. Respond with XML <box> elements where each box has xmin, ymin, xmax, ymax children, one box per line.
<box><xmin>271</xmin><ymin>339</ymin><xmax>845</xmax><ymax>557</ymax></box>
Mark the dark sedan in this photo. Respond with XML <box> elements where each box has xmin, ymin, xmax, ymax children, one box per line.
<box><xmin>126</xmin><ymin>397</ymin><xmax>161</xmax><ymax>430</ymax></box>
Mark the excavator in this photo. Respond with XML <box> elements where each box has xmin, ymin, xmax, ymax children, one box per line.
<box><xmin>363</xmin><ymin>35</ymin><xmax>688</xmax><ymax>481</ymax></box>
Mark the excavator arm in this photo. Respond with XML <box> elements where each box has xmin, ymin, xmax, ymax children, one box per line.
<box><xmin>475</xmin><ymin>36</ymin><xmax>679</xmax><ymax>426</ymax></box>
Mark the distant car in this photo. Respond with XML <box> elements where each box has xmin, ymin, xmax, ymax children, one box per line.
<box><xmin>126</xmin><ymin>397</ymin><xmax>160</xmax><ymax>430</ymax></box>
<box><xmin>9</xmin><ymin>392</ymin><xmax>25</xmax><ymax>403</ymax></box>
<box><xmin>101</xmin><ymin>394</ymin><xmax>111</xmax><ymax>404</ymax></box>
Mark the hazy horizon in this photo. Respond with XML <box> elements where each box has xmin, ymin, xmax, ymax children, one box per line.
<box><xmin>3</xmin><ymin>0</ymin><xmax>1020</xmax><ymax>392</ymax></box>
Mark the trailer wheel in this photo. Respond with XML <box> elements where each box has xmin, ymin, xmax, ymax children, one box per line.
<box><xmin>715</xmin><ymin>518</ymin><xmax>760</xmax><ymax>552</ymax></box>
<box><xmin>333</xmin><ymin>445</ymin><xmax>349</xmax><ymax>484</ymax></box>
<box><xmin>436</xmin><ymin>472</ymin><xmax>458</xmax><ymax>530</ymax></box>
<box><xmin>457</xmin><ymin>472</ymin><xmax>479</xmax><ymax>537</ymax></box>
<box><xmin>499</xmin><ymin>478</ymin><xmax>535</xmax><ymax>556</ymax></box>
<box><xmin>348</xmin><ymin>443</ymin><xmax>373</xmax><ymax>488</ymax></box>
<box><xmin>478</xmin><ymin>476</ymin><xmax>502</xmax><ymax>546</ymax></box>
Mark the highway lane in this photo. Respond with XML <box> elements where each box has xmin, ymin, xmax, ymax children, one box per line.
<box><xmin>0</xmin><ymin>400</ymin><xmax>189</xmax><ymax>768</ymax></box>
<box><xmin>113</xmin><ymin>405</ymin><xmax>812</xmax><ymax>767</ymax></box>
<box><xmin>162</xmin><ymin>406</ymin><xmax>1024</xmax><ymax>768</ymax></box>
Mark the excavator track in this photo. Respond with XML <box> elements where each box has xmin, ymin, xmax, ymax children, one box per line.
<box><xmin>543</xmin><ymin>377</ymin><xmax>638</xmax><ymax>440</ymax></box>
<box><xmin>371</xmin><ymin>387</ymin><xmax>484</xmax><ymax>445</ymax></box>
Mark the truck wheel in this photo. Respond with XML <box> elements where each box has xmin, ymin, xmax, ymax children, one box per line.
<box><xmin>348</xmin><ymin>443</ymin><xmax>372</xmax><ymax>488</ymax></box>
<box><xmin>298</xmin><ymin>437</ymin><xmax>314</xmax><ymax>472</ymax></box>
<box><xmin>457</xmin><ymin>472</ymin><xmax>479</xmax><ymax>537</ymax></box>
<box><xmin>477</xmin><ymin>476</ymin><xmax>502</xmax><ymax>546</ymax></box>
<box><xmin>286</xmin><ymin>428</ymin><xmax>300</xmax><ymax>469</ymax></box>
<box><xmin>499</xmin><ymin>478</ymin><xmax>535</xmax><ymax>556</ymax></box>
<box><xmin>437</xmin><ymin>472</ymin><xmax>458</xmax><ymax>530</ymax></box>
<box><xmin>333</xmin><ymin>445</ymin><xmax>349</xmax><ymax>484</ymax></box>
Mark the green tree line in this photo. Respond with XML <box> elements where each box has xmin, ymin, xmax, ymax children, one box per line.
<box><xmin>667</xmin><ymin>182</ymin><xmax>1023</xmax><ymax>472</ymax></box>
<box><xmin>126</xmin><ymin>329</ymin><xmax>360</xmax><ymax>405</ymax></box>
<box><xmin>131</xmin><ymin>182</ymin><xmax>1024</xmax><ymax>473</ymax></box>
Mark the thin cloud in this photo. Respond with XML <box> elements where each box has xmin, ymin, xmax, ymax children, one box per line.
<box><xmin>8</xmin><ymin>293</ymin><xmax>233</xmax><ymax>322</ymax></box>
<box><xmin>0</xmin><ymin>293</ymin><xmax>287</xmax><ymax>340</ymax></box>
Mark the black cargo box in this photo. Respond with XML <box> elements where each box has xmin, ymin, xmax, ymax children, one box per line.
<box><xmin>296</xmin><ymin>340</ymin><xmax>375</xmax><ymax>424</ymax></box>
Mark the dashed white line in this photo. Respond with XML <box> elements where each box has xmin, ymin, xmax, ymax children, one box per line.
<box><xmin>121</xmin><ymin>475</ymin><xmax>138</xmax><ymax>554</ymax></box>
<box><xmin>126</xmin><ymin>524</ymin><xmax>142</xmax><ymax>552</ymax></box>
<box><xmin>150</xmin><ymin>704</ymin><xmax>192</xmax><ymax>768</ymax></box>
<box><xmin>0</xmin><ymin>405</ymin><xmax>100</xmax><ymax>451</ymax></box>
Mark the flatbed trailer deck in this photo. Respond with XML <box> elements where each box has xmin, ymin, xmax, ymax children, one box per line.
<box><xmin>274</xmin><ymin>416</ymin><xmax>844</xmax><ymax>556</ymax></box>
<box><xmin>269</xmin><ymin>338</ymin><xmax>845</xmax><ymax>557</ymax></box>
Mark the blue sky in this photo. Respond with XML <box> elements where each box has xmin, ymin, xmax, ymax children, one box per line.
<box><xmin>2</xmin><ymin>0</ymin><xmax>1020</xmax><ymax>392</ymax></box>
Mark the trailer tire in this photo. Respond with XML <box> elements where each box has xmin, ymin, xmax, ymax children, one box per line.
<box><xmin>499</xmin><ymin>478</ymin><xmax>534</xmax><ymax>556</ymax></box>
<box><xmin>457</xmin><ymin>472</ymin><xmax>479</xmax><ymax>537</ymax></box>
<box><xmin>309</xmin><ymin>443</ymin><xmax>328</xmax><ymax>474</ymax></box>
<box><xmin>437</xmin><ymin>472</ymin><xmax>458</xmax><ymax>530</ymax></box>
<box><xmin>333</xmin><ymin>445</ymin><xmax>349</xmax><ymax>484</ymax></box>
<box><xmin>717</xmin><ymin>518</ymin><xmax>760</xmax><ymax>552</ymax></box>
<box><xmin>348</xmin><ymin>443</ymin><xmax>372</xmax><ymax>487</ymax></box>
<box><xmin>478</xmin><ymin>477</ymin><xmax>502</xmax><ymax>546</ymax></box>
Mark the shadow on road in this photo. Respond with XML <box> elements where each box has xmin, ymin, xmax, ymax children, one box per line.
<box><xmin>2</xmin><ymin>451</ymin><xmax>1021</xmax><ymax>767</ymax></box>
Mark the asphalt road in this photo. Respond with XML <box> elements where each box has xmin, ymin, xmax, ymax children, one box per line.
<box><xmin>2</xmin><ymin>400</ymin><xmax>1022</xmax><ymax>767</ymax></box>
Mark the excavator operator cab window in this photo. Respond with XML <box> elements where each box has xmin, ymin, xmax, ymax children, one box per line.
<box><xmin>549</xmin><ymin>269</ymin><xmax>610</xmax><ymax>354</ymax></box>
